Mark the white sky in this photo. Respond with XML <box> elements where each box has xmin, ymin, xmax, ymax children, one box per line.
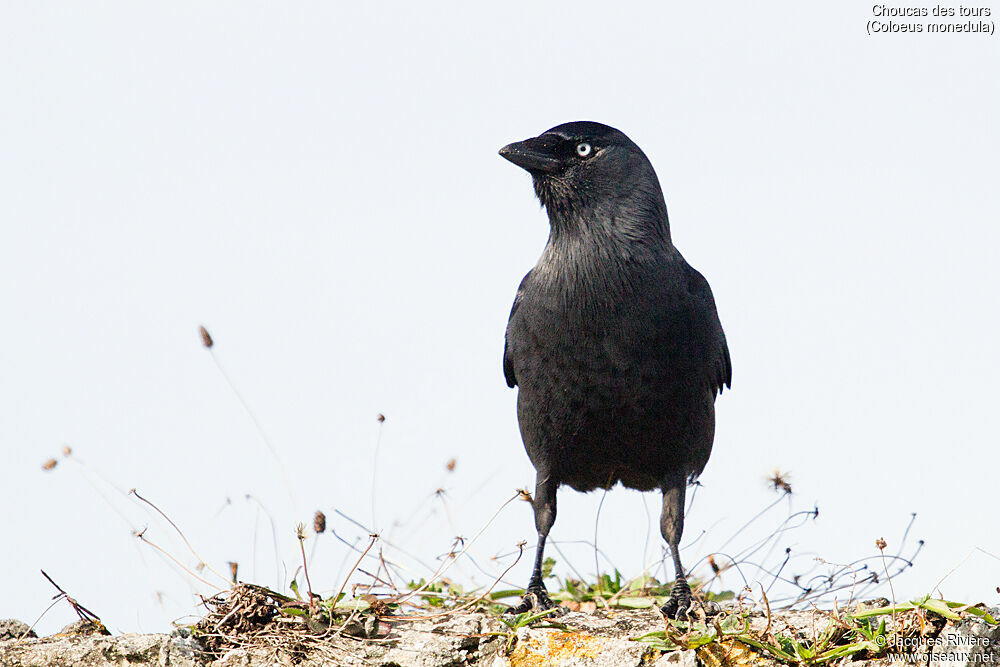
<box><xmin>2</xmin><ymin>2</ymin><xmax>997</xmax><ymax>634</ymax></box>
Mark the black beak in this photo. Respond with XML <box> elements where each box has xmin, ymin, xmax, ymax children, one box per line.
<box><xmin>499</xmin><ymin>136</ymin><xmax>562</xmax><ymax>174</ymax></box>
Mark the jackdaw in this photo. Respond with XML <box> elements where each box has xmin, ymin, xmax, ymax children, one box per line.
<box><xmin>499</xmin><ymin>121</ymin><xmax>731</xmax><ymax>618</ymax></box>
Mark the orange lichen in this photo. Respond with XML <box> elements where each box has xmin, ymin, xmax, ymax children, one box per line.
<box><xmin>697</xmin><ymin>639</ymin><xmax>774</xmax><ymax>667</ymax></box>
<box><xmin>509</xmin><ymin>630</ymin><xmax>609</xmax><ymax>666</ymax></box>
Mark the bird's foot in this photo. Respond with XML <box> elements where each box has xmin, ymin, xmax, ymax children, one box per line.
<box><xmin>660</xmin><ymin>578</ymin><xmax>693</xmax><ymax>620</ymax></box>
<box><xmin>505</xmin><ymin>585</ymin><xmax>563</xmax><ymax>616</ymax></box>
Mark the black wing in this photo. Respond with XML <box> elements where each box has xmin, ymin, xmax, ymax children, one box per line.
<box><xmin>503</xmin><ymin>271</ymin><xmax>533</xmax><ymax>388</ymax></box>
<box><xmin>685</xmin><ymin>265</ymin><xmax>732</xmax><ymax>396</ymax></box>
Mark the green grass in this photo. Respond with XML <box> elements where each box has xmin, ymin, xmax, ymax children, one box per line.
<box><xmin>632</xmin><ymin>594</ymin><xmax>997</xmax><ymax>665</ymax></box>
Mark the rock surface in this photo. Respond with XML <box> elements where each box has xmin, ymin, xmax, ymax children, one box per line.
<box><xmin>0</xmin><ymin>619</ymin><xmax>35</xmax><ymax>642</ymax></box>
<box><xmin>1</xmin><ymin>607</ymin><xmax>998</xmax><ymax>666</ymax></box>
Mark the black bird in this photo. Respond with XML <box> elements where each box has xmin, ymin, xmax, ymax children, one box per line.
<box><xmin>499</xmin><ymin>121</ymin><xmax>731</xmax><ymax>619</ymax></box>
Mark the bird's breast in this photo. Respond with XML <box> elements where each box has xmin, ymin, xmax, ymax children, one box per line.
<box><xmin>512</xmin><ymin>295</ymin><xmax>668</xmax><ymax>402</ymax></box>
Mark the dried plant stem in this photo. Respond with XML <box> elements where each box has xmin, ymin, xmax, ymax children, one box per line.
<box><xmin>135</xmin><ymin>530</ymin><xmax>222</xmax><ymax>590</ymax></box>
<box><xmin>206</xmin><ymin>349</ymin><xmax>298</xmax><ymax>511</ymax></box>
<box><xmin>395</xmin><ymin>491</ymin><xmax>521</xmax><ymax>606</ymax></box>
<box><xmin>641</xmin><ymin>493</ymin><xmax>652</xmax><ymax>576</ymax></box>
<box><xmin>363</xmin><ymin>545</ymin><xmax>399</xmax><ymax>596</ymax></box>
<box><xmin>307</xmin><ymin>533</ymin><xmax>320</xmax><ymax>567</ymax></box>
<box><xmin>593</xmin><ymin>483</ymin><xmax>612</xmax><ymax>604</ymax></box>
<box><xmin>391</xmin><ymin>542</ymin><xmax>525</xmax><ymax>621</ymax></box>
<box><xmin>356</xmin><ymin>567</ymin><xmax>395</xmax><ymax>590</ymax></box>
<box><xmin>332</xmin><ymin>508</ymin><xmax>436</xmax><ymax>574</ymax></box>
<box><xmin>877</xmin><ymin>538</ymin><xmax>897</xmax><ymax>632</ymax></box>
<box><xmin>245</xmin><ymin>494</ymin><xmax>282</xmax><ymax>589</ymax></box>
<box><xmin>330</xmin><ymin>529</ymin><xmax>419</xmax><ymax>584</ymax></box>
<box><xmin>761</xmin><ymin>584</ymin><xmax>774</xmax><ymax>638</ymax></box>
<box><xmin>61</xmin><ymin>454</ymin><xmax>139</xmax><ymax>528</ymax></box>
<box><xmin>17</xmin><ymin>597</ymin><xmax>63</xmax><ymax>644</ymax></box>
<box><xmin>395</xmin><ymin>537</ymin><xmax>460</xmax><ymax>605</ymax></box>
<box><xmin>719</xmin><ymin>494</ymin><xmax>786</xmax><ymax>551</ymax></box>
<box><xmin>550</xmin><ymin>539</ymin><xmax>587</xmax><ymax>583</ymax></box>
<box><xmin>296</xmin><ymin>525</ymin><xmax>315</xmax><ymax>608</ymax></box>
<box><xmin>333</xmin><ymin>535</ymin><xmax>378</xmax><ymax>606</ymax></box>
<box><xmin>932</xmin><ymin>546</ymin><xmax>1000</xmax><ymax>595</ymax></box>
<box><xmin>39</xmin><ymin>571</ymin><xmax>100</xmax><ymax>622</ymax></box>
<box><xmin>131</xmin><ymin>489</ymin><xmax>230</xmax><ymax>586</ymax></box>
<box><xmin>371</xmin><ymin>418</ymin><xmax>384</xmax><ymax>530</ymax></box>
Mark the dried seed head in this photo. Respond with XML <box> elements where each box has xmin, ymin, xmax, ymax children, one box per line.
<box><xmin>228</xmin><ymin>561</ymin><xmax>238</xmax><ymax>583</ymax></box>
<box><xmin>445</xmin><ymin>458</ymin><xmax>456</xmax><ymax>472</ymax></box>
<box><xmin>295</xmin><ymin>523</ymin><xmax>306</xmax><ymax>540</ymax></box>
<box><xmin>767</xmin><ymin>469</ymin><xmax>792</xmax><ymax>494</ymax></box>
<box><xmin>61</xmin><ymin>445</ymin><xmax>72</xmax><ymax>456</ymax></box>
<box><xmin>875</xmin><ymin>537</ymin><xmax>887</xmax><ymax>551</ymax></box>
<box><xmin>376</xmin><ymin>413</ymin><xmax>385</xmax><ymax>423</ymax></box>
<box><xmin>708</xmin><ymin>554</ymin><xmax>720</xmax><ymax>575</ymax></box>
<box><xmin>366</xmin><ymin>596</ymin><xmax>388</xmax><ymax>617</ymax></box>
<box><xmin>313</xmin><ymin>510</ymin><xmax>327</xmax><ymax>534</ymax></box>
<box><xmin>42</xmin><ymin>459</ymin><xmax>58</xmax><ymax>471</ymax></box>
<box><xmin>199</xmin><ymin>326</ymin><xmax>214</xmax><ymax>349</ymax></box>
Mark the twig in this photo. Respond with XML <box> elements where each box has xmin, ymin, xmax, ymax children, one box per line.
<box><xmin>18</xmin><ymin>570</ymin><xmax>105</xmax><ymax>642</ymax></box>
<box><xmin>213</xmin><ymin>602</ymin><xmax>244</xmax><ymax>634</ymax></box>
<box><xmin>42</xmin><ymin>570</ymin><xmax>102</xmax><ymax>623</ymax></box>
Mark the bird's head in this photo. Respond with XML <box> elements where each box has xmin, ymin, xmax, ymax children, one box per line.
<box><xmin>499</xmin><ymin>121</ymin><xmax>670</xmax><ymax>240</ymax></box>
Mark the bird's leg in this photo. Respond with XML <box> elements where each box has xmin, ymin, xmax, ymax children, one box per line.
<box><xmin>506</xmin><ymin>471</ymin><xmax>559</xmax><ymax>615</ymax></box>
<box><xmin>659</xmin><ymin>479</ymin><xmax>693</xmax><ymax>620</ymax></box>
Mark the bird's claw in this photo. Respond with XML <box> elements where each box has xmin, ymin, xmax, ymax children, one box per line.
<box><xmin>505</xmin><ymin>586</ymin><xmax>563</xmax><ymax>616</ymax></box>
<box><xmin>660</xmin><ymin>578</ymin><xmax>693</xmax><ymax>620</ymax></box>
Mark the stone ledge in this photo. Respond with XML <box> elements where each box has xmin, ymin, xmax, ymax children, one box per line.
<box><xmin>2</xmin><ymin>606</ymin><xmax>997</xmax><ymax>667</ymax></box>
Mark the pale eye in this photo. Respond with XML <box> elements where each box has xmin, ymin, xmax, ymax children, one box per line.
<box><xmin>576</xmin><ymin>142</ymin><xmax>592</xmax><ymax>157</ymax></box>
